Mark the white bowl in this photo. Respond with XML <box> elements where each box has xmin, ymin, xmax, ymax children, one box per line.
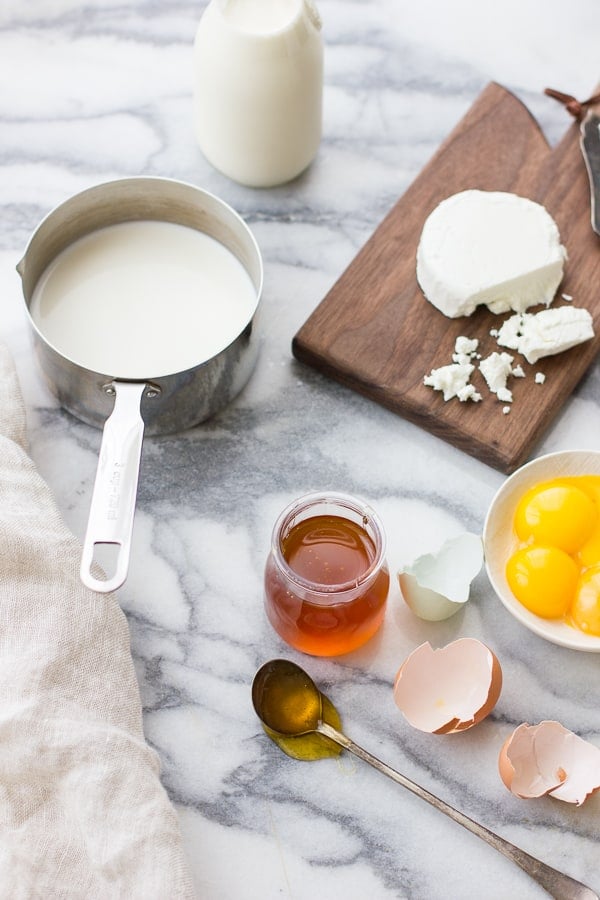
<box><xmin>483</xmin><ymin>450</ymin><xmax>600</xmax><ymax>652</ymax></box>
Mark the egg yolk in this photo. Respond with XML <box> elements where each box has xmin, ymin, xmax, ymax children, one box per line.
<box><xmin>514</xmin><ymin>480</ymin><xmax>597</xmax><ymax>554</ymax></box>
<box><xmin>506</xmin><ymin>546</ymin><xmax>579</xmax><ymax>618</ymax></box>
<box><xmin>576</xmin><ymin>480</ymin><xmax>600</xmax><ymax>567</ymax></box>
<box><xmin>570</xmin><ymin>565</ymin><xmax>600</xmax><ymax>636</ymax></box>
<box><xmin>506</xmin><ymin>475</ymin><xmax>600</xmax><ymax>633</ymax></box>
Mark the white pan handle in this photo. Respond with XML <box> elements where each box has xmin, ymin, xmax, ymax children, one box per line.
<box><xmin>80</xmin><ymin>381</ymin><xmax>147</xmax><ymax>593</ymax></box>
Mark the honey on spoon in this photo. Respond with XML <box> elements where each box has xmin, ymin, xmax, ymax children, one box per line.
<box><xmin>251</xmin><ymin>659</ymin><xmax>599</xmax><ymax>900</ymax></box>
<box><xmin>251</xmin><ymin>658</ymin><xmax>341</xmax><ymax>761</ymax></box>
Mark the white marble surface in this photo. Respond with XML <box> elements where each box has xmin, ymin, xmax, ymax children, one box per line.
<box><xmin>2</xmin><ymin>1</ymin><xmax>600</xmax><ymax>898</ymax></box>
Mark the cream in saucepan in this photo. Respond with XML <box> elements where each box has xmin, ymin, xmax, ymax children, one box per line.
<box><xmin>29</xmin><ymin>219</ymin><xmax>258</xmax><ymax>378</ymax></box>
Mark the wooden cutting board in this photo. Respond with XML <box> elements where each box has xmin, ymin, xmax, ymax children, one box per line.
<box><xmin>292</xmin><ymin>83</ymin><xmax>600</xmax><ymax>473</ymax></box>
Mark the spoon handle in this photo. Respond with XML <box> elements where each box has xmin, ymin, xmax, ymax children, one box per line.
<box><xmin>317</xmin><ymin>722</ymin><xmax>598</xmax><ymax>900</ymax></box>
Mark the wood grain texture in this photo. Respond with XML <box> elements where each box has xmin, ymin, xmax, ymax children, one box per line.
<box><xmin>292</xmin><ymin>83</ymin><xmax>600</xmax><ymax>473</ymax></box>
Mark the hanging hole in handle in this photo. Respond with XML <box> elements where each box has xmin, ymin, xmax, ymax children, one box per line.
<box><xmin>79</xmin><ymin>541</ymin><xmax>128</xmax><ymax>594</ymax></box>
<box><xmin>90</xmin><ymin>542</ymin><xmax>123</xmax><ymax>583</ymax></box>
<box><xmin>80</xmin><ymin>540</ymin><xmax>129</xmax><ymax>593</ymax></box>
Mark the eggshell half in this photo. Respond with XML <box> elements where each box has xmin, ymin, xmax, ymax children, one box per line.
<box><xmin>398</xmin><ymin>533</ymin><xmax>483</xmax><ymax>621</ymax></box>
<box><xmin>499</xmin><ymin>720</ymin><xmax>600</xmax><ymax>805</ymax></box>
<box><xmin>393</xmin><ymin>638</ymin><xmax>502</xmax><ymax>734</ymax></box>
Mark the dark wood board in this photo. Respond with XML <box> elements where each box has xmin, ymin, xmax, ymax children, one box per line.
<box><xmin>292</xmin><ymin>83</ymin><xmax>600</xmax><ymax>473</ymax></box>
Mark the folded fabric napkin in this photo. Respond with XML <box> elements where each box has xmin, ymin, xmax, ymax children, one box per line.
<box><xmin>0</xmin><ymin>345</ymin><xmax>195</xmax><ymax>899</ymax></box>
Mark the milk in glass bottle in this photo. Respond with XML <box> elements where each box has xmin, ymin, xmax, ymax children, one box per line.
<box><xmin>193</xmin><ymin>0</ymin><xmax>323</xmax><ymax>187</ymax></box>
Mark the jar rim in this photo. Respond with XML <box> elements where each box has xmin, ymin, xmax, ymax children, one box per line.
<box><xmin>270</xmin><ymin>490</ymin><xmax>387</xmax><ymax>596</ymax></box>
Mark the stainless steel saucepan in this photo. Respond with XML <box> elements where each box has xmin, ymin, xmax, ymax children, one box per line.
<box><xmin>17</xmin><ymin>177</ymin><xmax>263</xmax><ymax>593</ymax></box>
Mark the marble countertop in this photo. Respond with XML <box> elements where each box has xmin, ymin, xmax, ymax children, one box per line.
<box><xmin>2</xmin><ymin>1</ymin><xmax>600</xmax><ymax>897</ymax></box>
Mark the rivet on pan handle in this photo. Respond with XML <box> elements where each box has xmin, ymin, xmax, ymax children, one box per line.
<box><xmin>80</xmin><ymin>381</ymin><xmax>158</xmax><ymax>593</ymax></box>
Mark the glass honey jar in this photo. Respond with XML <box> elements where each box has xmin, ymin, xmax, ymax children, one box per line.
<box><xmin>264</xmin><ymin>492</ymin><xmax>389</xmax><ymax>656</ymax></box>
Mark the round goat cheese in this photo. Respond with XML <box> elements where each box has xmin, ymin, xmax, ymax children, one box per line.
<box><xmin>416</xmin><ymin>190</ymin><xmax>567</xmax><ymax>318</ymax></box>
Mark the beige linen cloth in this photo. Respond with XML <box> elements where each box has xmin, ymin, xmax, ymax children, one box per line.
<box><xmin>0</xmin><ymin>345</ymin><xmax>195</xmax><ymax>899</ymax></box>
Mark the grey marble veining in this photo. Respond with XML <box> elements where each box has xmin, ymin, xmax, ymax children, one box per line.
<box><xmin>1</xmin><ymin>1</ymin><xmax>600</xmax><ymax>898</ymax></box>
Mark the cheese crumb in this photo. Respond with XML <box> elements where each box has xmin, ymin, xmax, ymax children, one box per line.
<box><xmin>561</xmin><ymin>293</ymin><xmax>573</xmax><ymax>302</ymax></box>
<box><xmin>479</xmin><ymin>351</ymin><xmax>519</xmax><ymax>402</ymax></box>
<box><xmin>457</xmin><ymin>384</ymin><xmax>483</xmax><ymax>402</ymax></box>
<box><xmin>535</xmin><ymin>372</ymin><xmax>546</xmax><ymax>384</ymax></box>
<box><xmin>454</xmin><ymin>336</ymin><xmax>479</xmax><ymax>356</ymax></box>
<box><xmin>452</xmin><ymin>335</ymin><xmax>479</xmax><ymax>364</ymax></box>
<box><xmin>496</xmin><ymin>306</ymin><xmax>595</xmax><ymax>364</ymax></box>
<box><xmin>423</xmin><ymin>363</ymin><xmax>481</xmax><ymax>402</ymax></box>
<box><xmin>502</xmin><ymin>406</ymin><xmax>511</xmax><ymax>414</ymax></box>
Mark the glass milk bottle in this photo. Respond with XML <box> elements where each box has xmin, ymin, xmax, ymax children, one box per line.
<box><xmin>193</xmin><ymin>0</ymin><xmax>323</xmax><ymax>187</ymax></box>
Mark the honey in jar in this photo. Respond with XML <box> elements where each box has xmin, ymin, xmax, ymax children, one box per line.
<box><xmin>264</xmin><ymin>492</ymin><xmax>389</xmax><ymax>656</ymax></box>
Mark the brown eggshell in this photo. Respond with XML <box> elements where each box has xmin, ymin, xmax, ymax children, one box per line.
<box><xmin>393</xmin><ymin>638</ymin><xmax>502</xmax><ymax>734</ymax></box>
<box><xmin>499</xmin><ymin>721</ymin><xmax>600</xmax><ymax>805</ymax></box>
